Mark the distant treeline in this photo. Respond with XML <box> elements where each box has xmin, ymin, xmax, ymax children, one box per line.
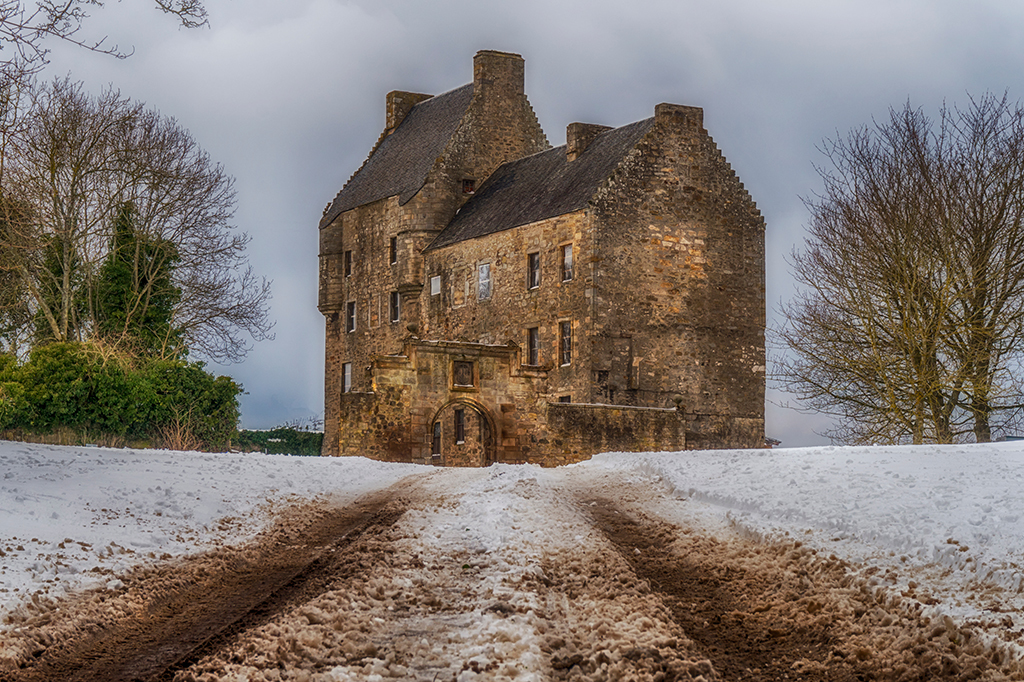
<box><xmin>235</xmin><ymin>428</ymin><xmax>323</xmax><ymax>457</ymax></box>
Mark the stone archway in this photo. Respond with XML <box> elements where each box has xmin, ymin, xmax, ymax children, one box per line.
<box><xmin>429</xmin><ymin>399</ymin><xmax>497</xmax><ymax>467</ymax></box>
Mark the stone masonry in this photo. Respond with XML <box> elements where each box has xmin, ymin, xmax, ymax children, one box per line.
<box><xmin>319</xmin><ymin>51</ymin><xmax>766</xmax><ymax>466</ymax></box>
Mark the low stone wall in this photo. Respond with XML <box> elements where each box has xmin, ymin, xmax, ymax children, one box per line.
<box><xmin>541</xmin><ymin>402</ymin><xmax>687</xmax><ymax>466</ymax></box>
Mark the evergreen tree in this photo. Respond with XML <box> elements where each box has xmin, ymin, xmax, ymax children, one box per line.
<box><xmin>95</xmin><ymin>203</ymin><xmax>183</xmax><ymax>357</ymax></box>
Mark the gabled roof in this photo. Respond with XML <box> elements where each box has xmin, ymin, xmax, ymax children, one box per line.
<box><xmin>427</xmin><ymin>118</ymin><xmax>655</xmax><ymax>250</ymax></box>
<box><xmin>320</xmin><ymin>84</ymin><xmax>474</xmax><ymax>229</ymax></box>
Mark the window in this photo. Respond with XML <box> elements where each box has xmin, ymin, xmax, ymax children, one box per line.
<box><xmin>344</xmin><ymin>250</ymin><xmax>352</xmax><ymax>277</ymax></box>
<box><xmin>389</xmin><ymin>291</ymin><xmax>401</xmax><ymax>323</ymax></box>
<box><xmin>389</xmin><ymin>236</ymin><xmax>397</xmax><ymax>264</ymax></box>
<box><xmin>430</xmin><ymin>275</ymin><xmax>441</xmax><ymax>296</ymax></box>
<box><xmin>453</xmin><ymin>361</ymin><xmax>474</xmax><ymax>387</ymax></box>
<box><xmin>527</xmin><ymin>327</ymin><xmax>539</xmax><ymax>365</ymax></box>
<box><xmin>559</xmin><ymin>395</ymin><xmax>571</xmax><ymax>403</ymax></box>
<box><xmin>346</xmin><ymin>301</ymin><xmax>356</xmax><ymax>333</ymax></box>
<box><xmin>342</xmin><ymin>362</ymin><xmax>352</xmax><ymax>393</ymax></box>
<box><xmin>478</xmin><ymin>262</ymin><xmax>491</xmax><ymax>300</ymax></box>
<box><xmin>454</xmin><ymin>408</ymin><xmax>465</xmax><ymax>444</ymax></box>
<box><xmin>561</xmin><ymin>244</ymin><xmax>573</xmax><ymax>281</ymax></box>
<box><xmin>462</xmin><ymin>178</ymin><xmax>475</xmax><ymax>194</ymax></box>
<box><xmin>559</xmin><ymin>320</ymin><xmax>572</xmax><ymax>366</ymax></box>
<box><xmin>527</xmin><ymin>252</ymin><xmax>540</xmax><ymax>289</ymax></box>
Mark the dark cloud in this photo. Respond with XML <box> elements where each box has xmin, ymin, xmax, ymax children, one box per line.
<box><xmin>38</xmin><ymin>0</ymin><xmax>1024</xmax><ymax>445</ymax></box>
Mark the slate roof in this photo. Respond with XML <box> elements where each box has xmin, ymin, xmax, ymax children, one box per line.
<box><xmin>427</xmin><ymin>118</ymin><xmax>655</xmax><ymax>250</ymax></box>
<box><xmin>320</xmin><ymin>84</ymin><xmax>475</xmax><ymax>229</ymax></box>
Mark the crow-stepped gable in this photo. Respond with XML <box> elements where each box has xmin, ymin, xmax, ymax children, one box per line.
<box><xmin>319</xmin><ymin>50</ymin><xmax>766</xmax><ymax>466</ymax></box>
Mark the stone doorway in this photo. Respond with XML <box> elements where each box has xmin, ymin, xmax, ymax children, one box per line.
<box><xmin>430</xmin><ymin>400</ymin><xmax>496</xmax><ymax>467</ymax></box>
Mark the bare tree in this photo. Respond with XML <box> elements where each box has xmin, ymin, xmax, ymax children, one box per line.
<box><xmin>0</xmin><ymin>77</ymin><xmax>272</xmax><ymax>361</ymax></box>
<box><xmin>779</xmin><ymin>94</ymin><xmax>1024</xmax><ymax>444</ymax></box>
<box><xmin>0</xmin><ymin>1</ymin><xmax>207</xmax><ymax>79</ymax></box>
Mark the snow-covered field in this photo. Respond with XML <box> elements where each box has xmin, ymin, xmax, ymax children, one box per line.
<box><xmin>1</xmin><ymin>438</ymin><xmax>1023</xmax><ymax>674</ymax></box>
<box><xmin>0</xmin><ymin>441</ymin><xmax>423</xmax><ymax>615</ymax></box>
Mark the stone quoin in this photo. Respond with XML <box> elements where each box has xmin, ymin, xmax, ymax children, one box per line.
<box><xmin>318</xmin><ymin>50</ymin><xmax>766</xmax><ymax>466</ymax></box>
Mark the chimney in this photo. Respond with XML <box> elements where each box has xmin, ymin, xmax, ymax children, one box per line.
<box><xmin>654</xmin><ymin>103</ymin><xmax>703</xmax><ymax>130</ymax></box>
<box><xmin>386</xmin><ymin>90</ymin><xmax>432</xmax><ymax>131</ymax></box>
<box><xmin>566</xmin><ymin>122</ymin><xmax>612</xmax><ymax>161</ymax></box>
<box><xmin>473</xmin><ymin>50</ymin><xmax>525</xmax><ymax>96</ymax></box>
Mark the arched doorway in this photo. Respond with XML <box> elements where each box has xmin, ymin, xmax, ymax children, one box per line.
<box><xmin>429</xmin><ymin>399</ymin><xmax>497</xmax><ymax>467</ymax></box>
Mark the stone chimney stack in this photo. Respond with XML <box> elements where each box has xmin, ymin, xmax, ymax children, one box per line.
<box><xmin>566</xmin><ymin>122</ymin><xmax>612</xmax><ymax>161</ymax></box>
<box><xmin>473</xmin><ymin>50</ymin><xmax>525</xmax><ymax>97</ymax></box>
<box><xmin>386</xmin><ymin>90</ymin><xmax>432</xmax><ymax>132</ymax></box>
<box><xmin>654</xmin><ymin>103</ymin><xmax>703</xmax><ymax>130</ymax></box>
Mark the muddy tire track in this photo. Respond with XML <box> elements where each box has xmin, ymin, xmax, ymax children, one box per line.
<box><xmin>582</xmin><ymin>494</ymin><xmax>1008</xmax><ymax>681</ymax></box>
<box><xmin>1</xmin><ymin>488</ymin><xmax>410</xmax><ymax>682</ymax></box>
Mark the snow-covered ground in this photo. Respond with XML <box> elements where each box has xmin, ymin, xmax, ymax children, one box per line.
<box><xmin>0</xmin><ymin>441</ymin><xmax>424</xmax><ymax>616</ymax></box>
<box><xmin>1</xmin><ymin>439</ymin><xmax>1023</xmax><ymax>661</ymax></box>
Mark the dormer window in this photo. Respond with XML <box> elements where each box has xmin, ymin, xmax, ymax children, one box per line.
<box><xmin>462</xmin><ymin>179</ymin><xmax>476</xmax><ymax>194</ymax></box>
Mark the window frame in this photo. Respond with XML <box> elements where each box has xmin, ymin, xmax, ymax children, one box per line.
<box><xmin>345</xmin><ymin>301</ymin><xmax>356</xmax><ymax>333</ymax></box>
<box><xmin>527</xmin><ymin>252</ymin><xmax>541</xmax><ymax>289</ymax></box>
<box><xmin>559</xmin><ymin>320</ymin><xmax>572</xmax><ymax>366</ymax></box>
<box><xmin>454</xmin><ymin>408</ymin><xmax>465</xmax><ymax>444</ymax></box>
<box><xmin>389</xmin><ymin>291</ymin><xmax>401</xmax><ymax>323</ymax></box>
<box><xmin>430</xmin><ymin>274</ymin><xmax>441</xmax><ymax>296</ymax></box>
<box><xmin>561</xmin><ymin>243</ymin><xmax>573</xmax><ymax>282</ymax></box>
<box><xmin>477</xmin><ymin>262</ymin><xmax>492</xmax><ymax>300</ymax></box>
<box><xmin>342</xmin><ymin>362</ymin><xmax>352</xmax><ymax>393</ymax></box>
<box><xmin>527</xmin><ymin>327</ymin><xmax>539</xmax><ymax>365</ymax></box>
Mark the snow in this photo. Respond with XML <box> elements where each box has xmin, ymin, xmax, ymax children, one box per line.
<box><xmin>0</xmin><ymin>441</ymin><xmax>422</xmax><ymax>614</ymax></box>
<box><xmin>590</xmin><ymin>443</ymin><xmax>1024</xmax><ymax>624</ymax></box>
<box><xmin>2</xmin><ymin>437</ymin><xmax>1024</xmax><ymax>673</ymax></box>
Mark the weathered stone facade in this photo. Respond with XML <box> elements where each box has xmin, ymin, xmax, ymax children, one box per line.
<box><xmin>319</xmin><ymin>51</ymin><xmax>766</xmax><ymax>466</ymax></box>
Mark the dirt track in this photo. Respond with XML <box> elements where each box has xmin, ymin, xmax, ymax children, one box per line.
<box><xmin>1</xmin><ymin>469</ymin><xmax>1020</xmax><ymax>681</ymax></box>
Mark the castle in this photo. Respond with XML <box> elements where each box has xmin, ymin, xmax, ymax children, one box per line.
<box><xmin>318</xmin><ymin>51</ymin><xmax>766</xmax><ymax>466</ymax></box>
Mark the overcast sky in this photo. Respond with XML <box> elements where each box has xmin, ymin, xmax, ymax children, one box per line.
<box><xmin>36</xmin><ymin>0</ymin><xmax>1024</xmax><ymax>446</ymax></box>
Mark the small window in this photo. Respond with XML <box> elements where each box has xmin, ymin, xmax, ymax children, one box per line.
<box><xmin>454</xmin><ymin>408</ymin><xmax>465</xmax><ymax>444</ymax></box>
<box><xmin>558</xmin><ymin>395</ymin><xmax>571</xmax><ymax>403</ymax></box>
<box><xmin>462</xmin><ymin>179</ymin><xmax>476</xmax><ymax>194</ymax></box>
<box><xmin>430</xmin><ymin>275</ymin><xmax>441</xmax><ymax>296</ymax></box>
<box><xmin>561</xmin><ymin>244</ymin><xmax>573</xmax><ymax>282</ymax></box>
<box><xmin>453</xmin><ymin>360</ymin><xmax>474</xmax><ymax>387</ymax></box>
<box><xmin>344</xmin><ymin>250</ymin><xmax>352</xmax><ymax>277</ymax></box>
<box><xmin>342</xmin><ymin>362</ymin><xmax>352</xmax><ymax>393</ymax></box>
<box><xmin>478</xmin><ymin>263</ymin><xmax>491</xmax><ymax>300</ymax></box>
<box><xmin>527</xmin><ymin>252</ymin><xmax>540</xmax><ymax>289</ymax></box>
<box><xmin>389</xmin><ymin>291</ymin><xmax>400</xmax><ymax>322</ymax></box>
<box><xmin>346</xmin><ymin>301</ymin><xmax>356</xmax><ymax>333</ymax></box>
<box><xmin>527</xmin><ymin>327</ymin><xmax>539</xmax><ymax>365</ymax></box>
<box><xmin>559</xmin><ymin>320</ymin><xmax>572</xmax><ymax>366</ymax></box>
<box><xmin>389</xmin><ymin>236</ymin><xmax>398</xmax><ymax>264</ymax></box>
<box><xmin>432</xmin><ymin>422</ymin><xmax>441</xmax><ymax>455</ymax></box>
